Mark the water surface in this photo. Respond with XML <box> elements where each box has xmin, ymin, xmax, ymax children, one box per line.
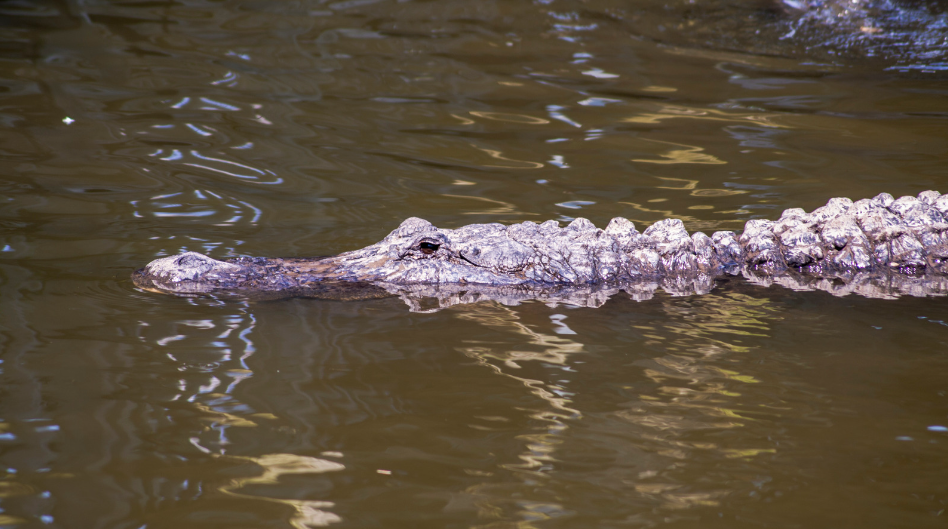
<box><xmin>1</xmin><ymin>1</ymin><xmax>947</xmax><ymax>527</ymax></box>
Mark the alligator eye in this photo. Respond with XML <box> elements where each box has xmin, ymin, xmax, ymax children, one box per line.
<box><xmin>419</xmin><ymin>242</ymin><xmax>440</xmax><ymax>255</ymax></box>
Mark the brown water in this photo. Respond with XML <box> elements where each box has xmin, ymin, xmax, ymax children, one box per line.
<box><xmin>1</xmin><ymin>1</ymin><xmax>947</xmax><ymax>527</ymax></box>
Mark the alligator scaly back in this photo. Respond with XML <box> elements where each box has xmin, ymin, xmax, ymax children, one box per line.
<box><xmin>134</xmin><ymin>191</ymin><xmax>948</xmax><ymax>310</ymax></box>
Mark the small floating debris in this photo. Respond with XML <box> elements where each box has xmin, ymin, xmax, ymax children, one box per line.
<box><xmin>62</xmin><ymin>117</ymin><xmax>74</xmax><ymax>125</ymax></box>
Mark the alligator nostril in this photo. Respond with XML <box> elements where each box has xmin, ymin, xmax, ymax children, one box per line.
<box><xmin>419</xmin><ymin>242</ymin><xmax>440</xmax><ymax>255</ymax></box>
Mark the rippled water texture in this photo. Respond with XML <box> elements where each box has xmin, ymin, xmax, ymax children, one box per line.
<box><xmin>1</xmin><ymin>1</ymin><xmax>947</xmax><ymax>527</ymax></box>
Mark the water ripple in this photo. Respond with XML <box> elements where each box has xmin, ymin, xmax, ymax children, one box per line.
<box><xmin>132</xmin><ymin>189</ymin><xmax>263</xmax><ymax>228</ymax></box>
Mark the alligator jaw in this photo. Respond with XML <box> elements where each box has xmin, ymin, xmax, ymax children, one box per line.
<box><xmin>133</xmin><ymin>252</ymin><xmax>250</xmax><ymax>294</ymax></box>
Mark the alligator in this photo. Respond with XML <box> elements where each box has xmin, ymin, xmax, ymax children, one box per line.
<box><xmin>134</xmin><ymin>191</ymin><xmax>948</xmax><ymax>311</ymax></box>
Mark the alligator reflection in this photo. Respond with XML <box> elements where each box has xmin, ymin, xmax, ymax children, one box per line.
<box><xmin>614</xmin><ymin>292</ymin><xmax>779</xmax><ymax>510</ymax></box>
<box><xmin>380</xmin><ymin>270</ymin><xmax>948</xmax><ymax>312</ymax></box>
<box><xmin>451</xmin><ymin>304</ymin><xmax>584</xmax><ymax>522</ymax></box>
<box><xmin>179</xmin><ymin>269</ymin><xmax>948</xmax><ymax>312</ymax></box>
<box><xmin>456</xmin><ymin>304</ymin><xmax>583</xmax><ymax>467</ymax></box>
<box><xmin>137</xmin><ymin>301</ymin><xmax>344</xmax><ymax>527</ymax></box>
<box><xmin>449</xmin><ymin>291</ymin><xmax>783</xmax><ymax>516</ymax></box>
<box><xmin>141</xmin><ymin>302</ymin><xmax>258</xmax><ymax>454</ymax></box>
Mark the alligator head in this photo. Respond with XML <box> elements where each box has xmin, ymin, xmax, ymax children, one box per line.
<box><xmin>134</xmin><ymin>214</ymin><xmax>732</xmax><ymax>295</ymax></box>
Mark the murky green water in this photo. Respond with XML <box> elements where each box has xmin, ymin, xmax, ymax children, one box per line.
<box><xmin>1</xmin><ymin>1</ymin><xmax>947</xmax><ymax>527</ymax></box>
